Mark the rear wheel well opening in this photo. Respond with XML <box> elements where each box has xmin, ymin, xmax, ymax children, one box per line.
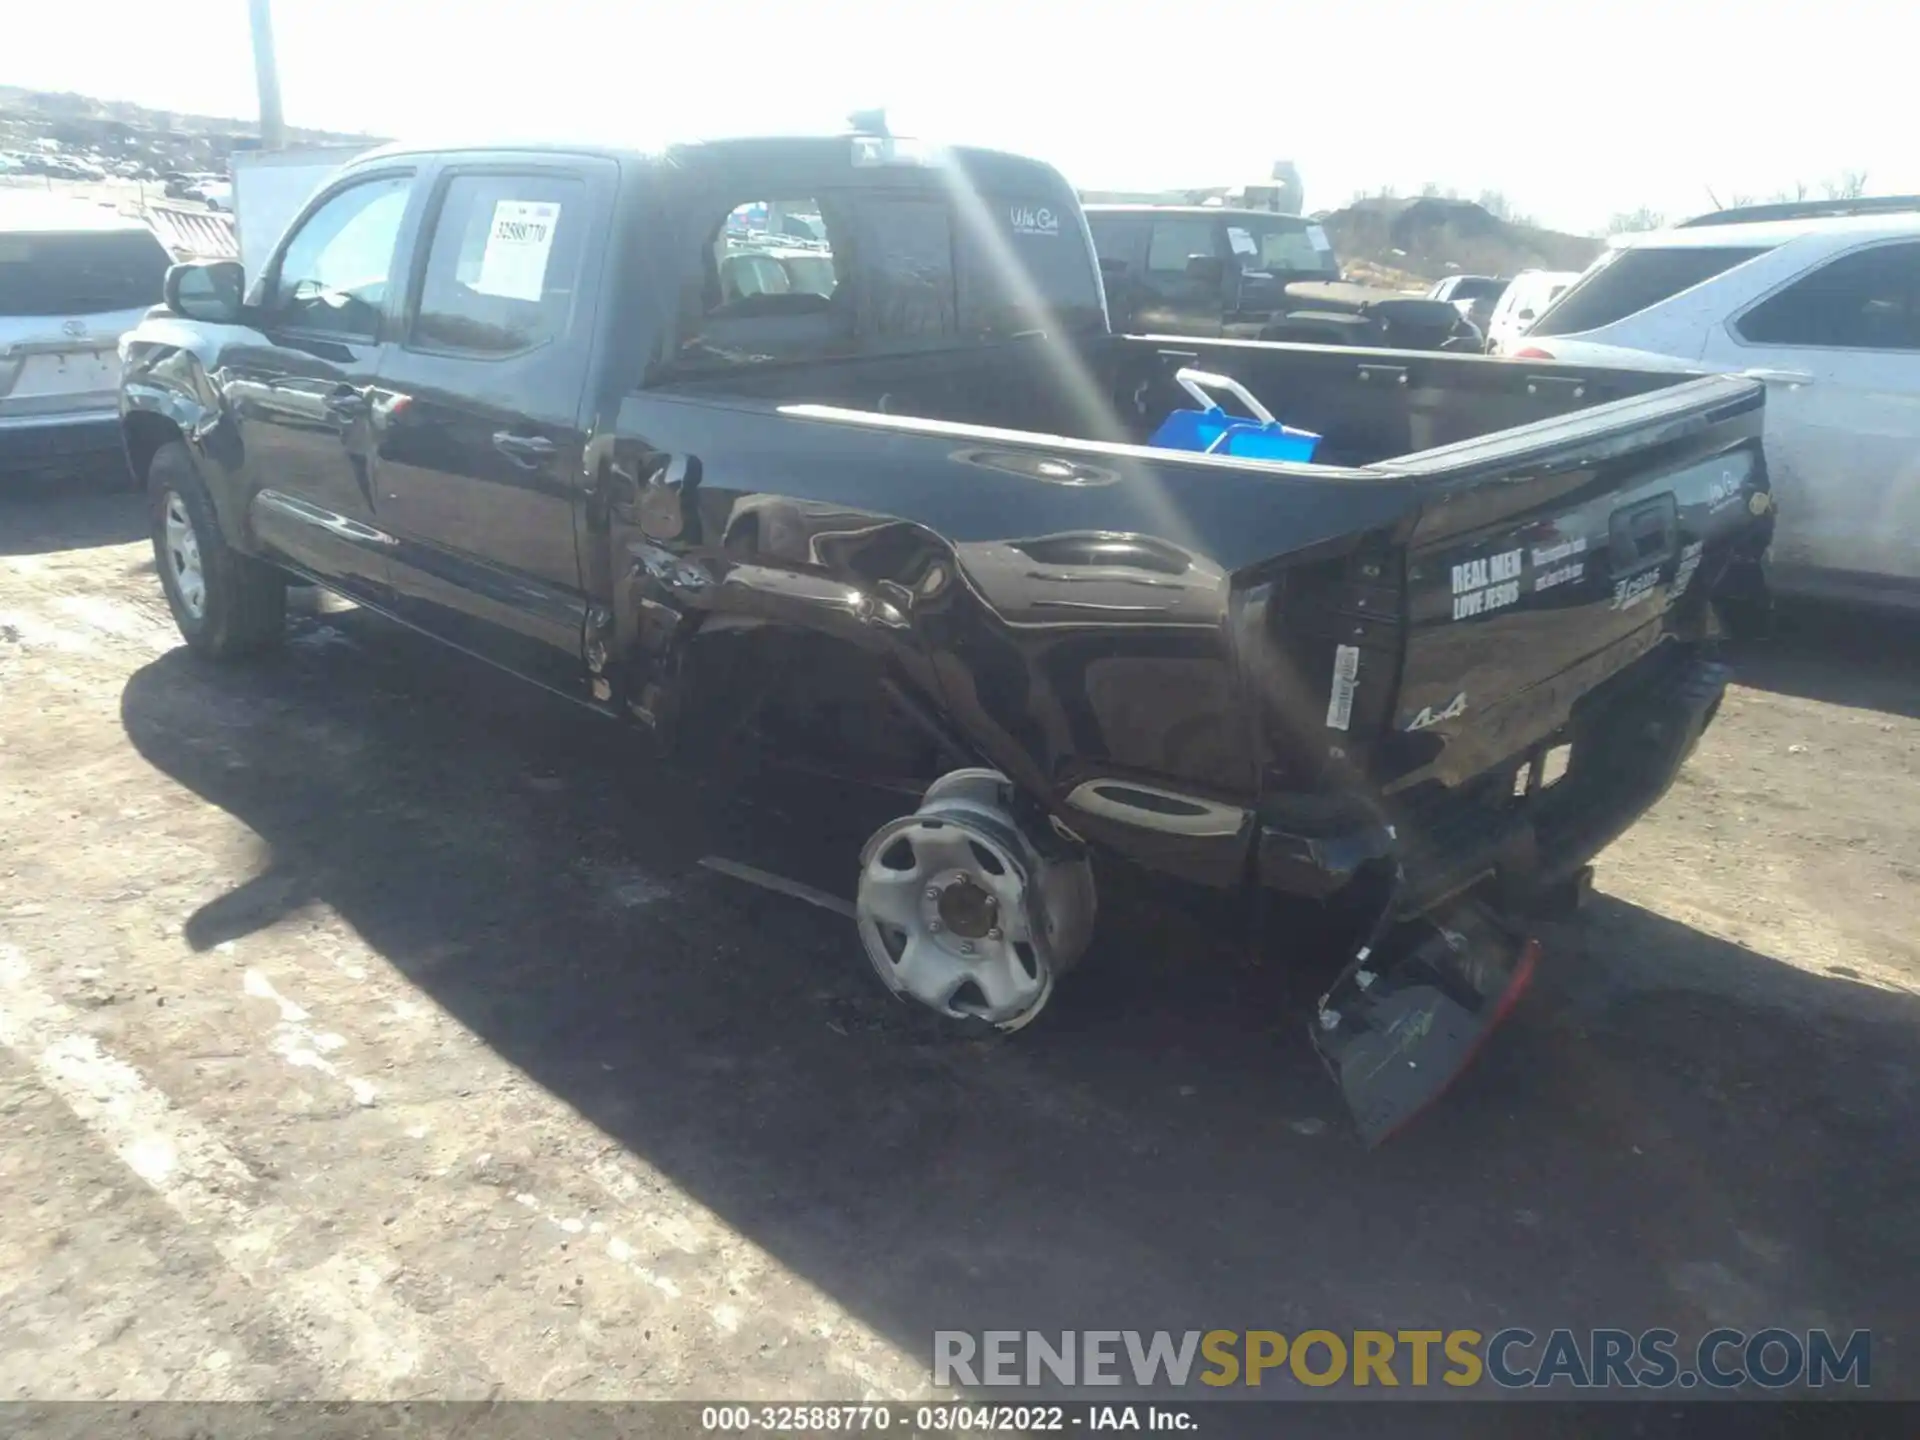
<box><xmin>674</xmin><ymin>624</ymin><xmax>968</xmax><ymax>793</ymax></box>
<box><xmin>123</xmin><ymin>411</ymin><xmax>184</xmax><ymax>489</ymax></box>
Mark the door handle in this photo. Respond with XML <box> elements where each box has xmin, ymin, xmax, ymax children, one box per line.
<box><xmin>324</xmin><ymin>388</ymin><xmax>369</xmax><ymax>420</ymax></box>
<box><xmin>1742</xmin><ymin>368</ymin><xmax>1815</xmax><ymax>387</ymax></box>
<box><xmin>493</xmin><ymin>431</ymin><xmax>558</xmax><ymax>467</ymax></box>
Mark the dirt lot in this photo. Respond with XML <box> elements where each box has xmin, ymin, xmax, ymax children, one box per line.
<box><xmin>2</xmin><ymin>473</ymin><xmax>1917</xmax><ymax>1404</ymax></box>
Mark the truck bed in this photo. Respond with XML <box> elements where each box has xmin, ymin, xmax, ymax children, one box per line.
<box><xmin>661</xmin><ymin>332</ymin><xmax>1692</xmax><ymax>469</ymax></box>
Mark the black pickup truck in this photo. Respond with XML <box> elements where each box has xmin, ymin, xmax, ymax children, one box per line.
<box><xmin>1086</xmin><ymin>204</ymin><xmax>1483</xmax><ymax>351</ymax></box>
<box><xmin>121</xmin><ymin>133</ymin><xmax>1774</xmax><ymax>1143</ymax></box>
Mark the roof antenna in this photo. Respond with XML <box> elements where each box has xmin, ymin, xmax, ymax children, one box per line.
<box><xmin>849</xmin><ymin>108</ymin><xmax>889</xmax><ymax>137</ymax></box>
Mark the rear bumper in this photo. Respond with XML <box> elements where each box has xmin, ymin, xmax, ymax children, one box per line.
<box><xmin>1258</xmin><ymin>644</ymin><xmax>1731</xmax><ymax>918</ymax></box>
<box><xmin>0</xmin><ymin>410</ymin><xmax>124</xmax><ymax>472</ymax></box>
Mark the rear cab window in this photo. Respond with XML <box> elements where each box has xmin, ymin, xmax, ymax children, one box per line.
<box><xmin>668</xmin><ymin>158</ymin><xmax>1103</xmax><ymax>374</ymax></box>
<box><xmin>1529</xmin><ymin>245</ymin><xmax>1770</xmax><ymax>337</ymax></box>
<box><xmin>0</xmin><ymin>228</ymin><xmax>170</xmax><ymax>316</ymax></box>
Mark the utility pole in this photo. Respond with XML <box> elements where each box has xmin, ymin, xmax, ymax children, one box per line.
<box><xmin>249</xmin><ymin>0</ymin><xmax>286</xmax><ymax>150</ymax></box>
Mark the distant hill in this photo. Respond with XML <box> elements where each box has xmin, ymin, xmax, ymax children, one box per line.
<box><xmin>1318</xmin><ymin>196</ymin><xmax>1602</xmax><ymax>286</ymax></box>
<box><xmin>0</xmin><ymin>84</ymin><xmax>373</xmax><ymax>147</ymax></box>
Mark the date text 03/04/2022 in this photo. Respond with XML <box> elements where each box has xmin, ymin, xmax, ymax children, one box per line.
<box><xmin>698</xmin><ymin>1403</ymin><xmax>1194</xmax><ymax>1432</ymax></box>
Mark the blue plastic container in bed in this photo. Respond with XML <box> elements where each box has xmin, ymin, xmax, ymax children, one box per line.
<box><xmin>1211</xmin><ymin>420</ymin><xmax>1321</xmax><ymax>463</ymax></box>
<box><xmin>1147</xmin><ymin>368</ymin><xmax>1321</xmax><ymax>464</ymax></box>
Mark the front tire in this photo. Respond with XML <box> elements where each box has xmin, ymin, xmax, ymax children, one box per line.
<box><xmin>148</xmin><ymin>440</ymin><xmax>286</xmax><ymax>658</ymax></box>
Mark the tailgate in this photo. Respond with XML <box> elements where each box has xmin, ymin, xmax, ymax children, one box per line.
<box><xmin>0</xmin><ymin>342</ymin><xmax>121</xmax><ymax>413</ymax></box>
<box><xmin>0</xmin><ymin>309</ymin><xmax>144</xmax><ymax>419</ymax></box>
<box><xmin>1379</xmin><ymin>371</ymin><xmax>1769</xmax><ymax>789</ymax></box>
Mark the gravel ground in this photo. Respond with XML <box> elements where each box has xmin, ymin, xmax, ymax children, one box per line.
<box><xmin>1</xmin><ymin>473</ymin><xmax>1916</xmax><ymax>1403</ymax></box>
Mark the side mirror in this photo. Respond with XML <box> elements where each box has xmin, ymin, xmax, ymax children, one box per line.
<box><xmin>1185</xmin><ymin>255</ymin><xmax>1227</xmax><ymax>287</ymax></box>
<box><xmin>164</xmin><ymin>260</ymin><xmax>246</xmax><ymax>323</ymax></box>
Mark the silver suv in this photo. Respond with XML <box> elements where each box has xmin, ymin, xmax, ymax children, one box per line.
<box><xmin>1</xmin><ymin>192</ymin><xmax>171</xmax><ymax>479</ymax></box>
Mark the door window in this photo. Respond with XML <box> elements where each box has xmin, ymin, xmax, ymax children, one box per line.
<box><xmin>1225</xmin><ymin>217</ymin><xmax>1337</xmax><ymax>277</ymax></box>
<box><xmin>1088</xmin><ymin>215</ymin><xmax>1150</xmax><ymax>273</ymax></box>
<box><xmin>1529</xmin><ymin>246</ymin><xmax>1769</xmax><ymax>337</ymax></box>
<box><xmin>269</xmin><ymin>174</ymin><xmax>412</xmax><ymax>339</ymax></box>
<box><xmin>411</xmin><ymin>173</ymin><xmax>589</xmax><ymax>357</ymax></box>
<box><xmin>1146</xmin><ymin>218</ymin><xmax>1218</xmax><ymax>277</ymax></box>
<box><xmin>1734</xmin><ymin>242</ymin><xmax>1920</xmax><ymax>351</ymax></box>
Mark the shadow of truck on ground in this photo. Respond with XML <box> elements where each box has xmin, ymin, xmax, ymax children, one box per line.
<box><xmin>118</xmin><ymin>610</ymin><xmax>1920</xmax><ymax>1397</ymax></box>
<box><xmin>0</xmin><ymin>469</ymin><xmax>147</xmax><ymax>556</ymax></box>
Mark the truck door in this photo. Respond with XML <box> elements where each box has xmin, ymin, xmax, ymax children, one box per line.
<box><xmin>1137</xmin><ymin>214</ymin><xmax>1227</xmax><ymax>336</ymax></box>
<box><xmin>369</xmin><ymin>158</ymin><xmax>617</xmax><ymax>695</ymax></box>
<box><xmin>224</xmin><ymin>169</ymin><xmax>417</xmax><ymax>598</ymax></box>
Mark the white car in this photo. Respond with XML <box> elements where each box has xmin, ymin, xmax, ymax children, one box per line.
<box><xmin>1506</xmin><ymin>199</ymin><xmax>1920</xmax><ymax>610</ymax></box>
<box><xmin>1483</xmin><ymin>268</ymin><xmax>1578</xmax><ymax>354</ymax></box>
<box><xmin>1</xmin><ymin>193</ymin><xmax>172</xmax><ymax>479</ymax></box>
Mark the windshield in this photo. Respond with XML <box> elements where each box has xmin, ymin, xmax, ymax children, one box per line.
<box><xmin>1225</xmin><ymin>216</ymin><xmax>1339</xmax><ymax>277</ymax></box>
<box><xmin>1530</xmin><ymin>245</ymin><xmax>1772</xmax><ymax>337</ymax></box>
<box><xmin>0</xmin><ymin>228</ymin><xmax>170</xmax><ymax>317</ymax></box>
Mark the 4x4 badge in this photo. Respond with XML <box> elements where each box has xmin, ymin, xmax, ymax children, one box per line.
<box><xmin>1405</xmin><ymin>693</ymin><xmax>1468</xmax><ymax>731</ymax></box>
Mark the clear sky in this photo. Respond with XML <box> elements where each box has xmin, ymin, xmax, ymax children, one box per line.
<box><xmin>4</xmin><ymin>0</ymin><xmax>1912</xmax><ymax>234</ymax></box>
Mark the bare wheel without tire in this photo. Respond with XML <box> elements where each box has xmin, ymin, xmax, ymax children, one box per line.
<box><xmin>857</xmin><ymin>769</ymin><xmax>1096</xmax><ymax>1033</ymax></box>
<box><xmin>148</xmin><ymin>439</ymin><xmax>287</xmax><ymax>658</ymax></box>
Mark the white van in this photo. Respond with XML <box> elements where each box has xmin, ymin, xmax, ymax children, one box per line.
<box><xmin>1</xmin><ymin>192</ymin><xmax>171</xmax><ymax>479</ymax></box>
<box><xmin>1484</xmin><ymin>268</ymin><xmax>1579</xmax><ymax>354</ymax></box>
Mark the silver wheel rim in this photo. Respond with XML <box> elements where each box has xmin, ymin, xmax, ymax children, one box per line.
<box><xmin>163</xmin><ymin>490</ymin><xmax>206</xmax><ymax>621</ymax></box>
<box><xmin>858</xmin><ymin>819</ymin><xmax>1051</xmax><ymax>1027</ymax></box>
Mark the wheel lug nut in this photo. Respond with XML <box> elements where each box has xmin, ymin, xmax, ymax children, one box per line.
<box><xmin>959</xmin><ymin>942</ymin><xmax>975</xmax><ymax>955</ymax></box>
<box><xmin>987</xmin><ymin>927</ymin><xmax>1002</xmax><ymax>940</ymax></box>
<box><xmin>925</xmin><ymin>887</ymin><xmax>940</xmax><ymax>900</ymax></box>
<box><xmin>928</xmin><ymin>920</ymin><xmax>941</xmax><ymax>932</ymax></box>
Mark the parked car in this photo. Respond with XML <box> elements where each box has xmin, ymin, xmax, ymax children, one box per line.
<box><xmin>122</xmin><ymin>133</ymin><xmax>1773</xmax><ymax>1143</ymax></box>
<box><xmin>1502</xmin><ymin>198</ymin><xmax>1920</xmax><ymax>612</ymax></box>
<box><xmin>163</xmin><ymin>171</ymin><xmax>225</xmax><ymax>202</ymax></box>
<box><xmin>1087</xmin><ymin>204</ymin><xmax>1481</xmax><ymax>350</ymax></box>
<box><xmin>1</xmin><ymin>192</ymin><xmax>171</xmax><ymax>479</ymax></box>
<box><xmin>1428</xmin><ymin>273</ymin><xmax>1510</xmax><ymax>337</ymax></box>
<box><xmin>1484</xmin><ymin>269</ymin><xmax>1579</xmax><ymax>354</ymax></box>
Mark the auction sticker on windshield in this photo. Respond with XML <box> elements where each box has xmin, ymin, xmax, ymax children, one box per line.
<box><xmin>1306</xmin><ymin>225</ymin><xmax>1331</xmax><ymax>252</ymax></box>
<box><xmin>476</xmin><ymin>200</ymin><xmax>561</xmax><ymax>301</ymax></box>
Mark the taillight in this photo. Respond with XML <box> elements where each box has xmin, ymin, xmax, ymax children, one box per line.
<box><xmin>1513</xmin><ymin>346</ymin><xmax>1555</xmax><ymax>360</ymax></box>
